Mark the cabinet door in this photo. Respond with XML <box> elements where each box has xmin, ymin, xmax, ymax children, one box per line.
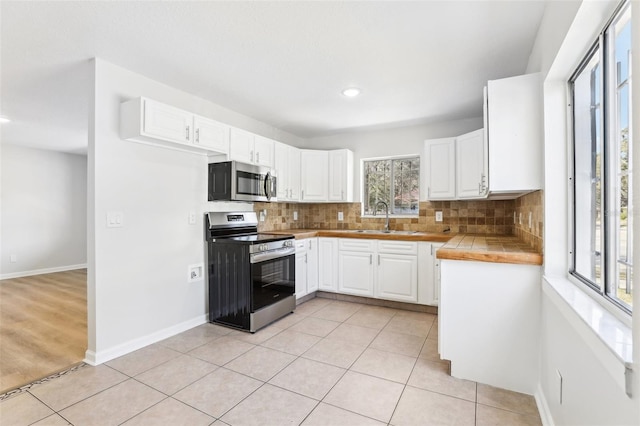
<box><xmin>338</xmin><ymin>251</ymin><xmax>374</xmax><ymax>297</ymax></box>
<box><xmin>289</xmin><ymin>146</ymin><xmax>301</xmax><ymax>201</ymax></box>
<box><xmin>193</xmin><ymin>115</ymin><xmax>229</xmax><ymax>153</ymax></box>
<box><xmin>295</xmin><ymin>250</ymin><xmax>307</xmax><ymax>299</ymax></box>
<box><xmin>318</xmin><ymin>238</ymin><xmax>338</xmax><ymax>292</ymax></box>
<box><xmin>274</xmin><ymin>142</ymin><xmax>290</xmax><ymax>200</ymax></box>
<box><xmin>328</xmin><ymin>149</ymin><xmax>353</xmax><ymax>201</ymax></box>
<box><xmin>487</xmin><ymin>73</ymin><xmax>542</xmax><ymax>192</ymax></box>
<box><xmin>254</xmin><ymin>136</ymin><xmax>275</xmax><ymax>168</ymax></box>
<box><xmin>300</xmin><ymin>150</ymin><xmax>329</xmax><ymax>201</ymax></box>
<box><xmin>142</xmin><ymin>99</ymin><xmax>193</xmax><ymax>145</ymax></box>
<box><xmin>456</xmin><ymin>129</ymin><xmax>487</xmax><ymax>199</ymax></box>
<box><xmin>229</xmin><ymin>128</ymin><xmax>255</xmax><ymax>164</ymax></box>
<box><xmin>306</xmin><ymin>238</ymin><xmax>319</xmax><ymax>293</ymax></box>
<box><xmin>424</xmin><ymin>138</ymin><xmax>456</xmax><ymax>200</ymax></box>
<box><xmin>376</xmin><ymin>253</ymin><xmax>418</xmax><ymax>303</ymax></box>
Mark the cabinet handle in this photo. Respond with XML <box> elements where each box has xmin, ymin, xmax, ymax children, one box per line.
<box><xmin>309</xmin><ymin>240</ymin><xmax>312</xmax><ymax>249</ymax></box>
<box><xmin>256</xmin><ymin>152</ymin><xmax>260</xmax><ymax>163</ymax></box>
<box><xmin>369</xmin><ymin>254</ymin><xmax>372</xmax><ymax>264</ymax></box>
<box><xmin>305</xmin><ymin>253</ymin><xmax>308</xmax><ymax>263</ymax></box>
<box><xmin>431</xmin><ymin>245</ymin><xmax>433</xmax><ymax>256</ymax></box>
<box><xmin>250</xmin><ymin>150</ymin><xmax>254</xmax><ymax>162</ymax></box>
<box><xmin>195</xmin><ymin>128</ymin><xmax>200</xmax><ymax>143</ymax></box>
<box><xmin>377</xmin><ymin>254</ymin><xmax>380</xmax><ymax>265</ymax></box>
<box><xmin>185</xmin><ymin>126</ymin><xmax>190</xmax><ymax>141</ymax></box>
<box><xmin>478</xmin><ymin>181</ymin><xmax>482</xmax><ymax>194</ymax></box>
<box><xmin>341</xmin><ymin>190</ymin><xmax>344</xmax><ymax>200</ymax></box>
<box><xmin>302</xmin><ymin>190</ymin><xmax>304</xmax><ymax>199</ymax></box>
<box><xmin>427</xmin><ymin>187</ymin><xmax>431</xmax><ymax>199</ymax></box>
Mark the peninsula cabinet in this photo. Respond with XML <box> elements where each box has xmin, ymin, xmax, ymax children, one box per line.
<box><xmin>300</xmin><ymin>150</ymin><xmax>329</xmax><ymax>201</ymax></box>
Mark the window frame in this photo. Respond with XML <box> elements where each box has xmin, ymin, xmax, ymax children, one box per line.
<box><xmin>568</xmin><ymin>0</ymin><xmax>633</xmax><ymax>315</ymax></box>
<box><xmin>360</xmin><ymin>154</ymin><xmax>421</xmax><ymax>217</ymax></box>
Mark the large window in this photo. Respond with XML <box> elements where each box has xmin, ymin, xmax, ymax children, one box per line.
<box><xmin>570</xmin><ymin>1</ymin><xmax>632</xmax><ymax>312</ymax></box>
<box><xmin>363</xmin><ymin>156</ymin><xmax>420</xmax><ymax>216</ymax></box>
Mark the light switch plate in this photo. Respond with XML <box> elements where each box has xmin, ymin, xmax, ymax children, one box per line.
<box><xmin>107</xmin><ymin>211</ymin><xmax>124</xmax><ymax>228</ymax></box>
<box><xmin>188</xmin><ymin>211</ymin><xmax>196</xmax><ymax>225</ymax></box>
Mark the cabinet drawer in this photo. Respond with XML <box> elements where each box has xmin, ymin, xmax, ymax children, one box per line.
<box><xmin>377</xmin><ymin>240</ymin><xmax>418</xmax><ymax>255</ymax></box>
<box><xmin>295</xmin><ymin>239</ymin><xmax>307</xmax><ymax>252</ymax></box>
<box><xmin>339</xmin><ymin>239</ymin><xmax>376</xmax><ymax>252</ymax></box>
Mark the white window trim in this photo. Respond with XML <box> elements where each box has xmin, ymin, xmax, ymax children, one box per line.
<box><xmin>360</xmin><ymin>154</ymin><xmax>420</xmax><ymax>217</ymax></box>
<box><xmin>542</xmin><ymin>0</ymin><xmax>635</xmax><ymax>395</ymax></box>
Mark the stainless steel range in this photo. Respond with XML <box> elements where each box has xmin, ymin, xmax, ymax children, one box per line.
<box><xmin>205</xmin><ymin>211</ymin><xmax>295</xmax><ymax>332</ymax></box>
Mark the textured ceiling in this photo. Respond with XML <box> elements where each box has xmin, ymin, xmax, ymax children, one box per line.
<box><xmin>0</xmin><ymin>1</ymin><xmax>546</xmax><ymax>153</ymax></box>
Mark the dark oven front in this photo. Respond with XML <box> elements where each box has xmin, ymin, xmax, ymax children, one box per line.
<box><xmin>208</xmin><ymin>242</ymin><xmax>294</xmax><ymax>331</ymax></box>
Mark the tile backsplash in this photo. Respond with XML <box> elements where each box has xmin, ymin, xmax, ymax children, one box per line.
<box><xmin>253</xmin><ymin>190</ymin><xmax>544</xmax><ymax>252</ymax></box>
<box><xmin>255</xmin><ymin>199</ymin><xmax>518</xmax><ymax>235</ymax></box>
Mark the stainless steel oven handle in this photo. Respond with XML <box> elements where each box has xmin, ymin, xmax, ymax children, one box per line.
<box><xmin>250</xmin><ymin>247</ymin><xmax>295</xmax><ymax>263</ymax></box>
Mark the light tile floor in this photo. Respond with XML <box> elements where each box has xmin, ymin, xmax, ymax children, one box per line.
<box><xmin>1</xmin><ymin>298</ymin><xmax>542</xmax><ymax>425</ymax></box>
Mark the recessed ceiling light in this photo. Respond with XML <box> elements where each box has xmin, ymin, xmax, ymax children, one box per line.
<box><xmin>341</xmin><ymin>87</ymin><xmax>361</xmax><ymax>98</ymax></box>
<box><xmin>0</xmin><ymin>116</ymin><xmax>10</xmax><ymax>124</ymax></box>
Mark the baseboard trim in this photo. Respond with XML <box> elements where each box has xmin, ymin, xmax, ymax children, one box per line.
<box><xmin>535</xmin><ymin>383</ymin><xmax>555</xmax><ymax>426</ymax></box>
<box><xmin>0</xmin><ymin>263</ymin><xmax>87</xmax><ymax>280</ymax></box>
<box><xmin>84</xmin><ymin>314</ymin><xmax>208</xmax><ymax>366</ymax></box>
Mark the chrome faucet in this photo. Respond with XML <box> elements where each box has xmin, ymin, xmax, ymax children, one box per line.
<box><xmin>374</xmin><ymin>201</ymin><xmax>390</xmax><ymax>232</ymax></box>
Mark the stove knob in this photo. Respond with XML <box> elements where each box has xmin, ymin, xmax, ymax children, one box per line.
<box><xmin>260</xmin><ymin>244</ymin><xmax>268</xmax><ymax>252</ymax></box>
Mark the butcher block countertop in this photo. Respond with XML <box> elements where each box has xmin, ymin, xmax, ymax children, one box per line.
<box><xmin>436</xmin><ymin>234</ymin><xmax>543</xmax><ymax>266</ymax></box>
<box><xmin>265</xmin><ymin>229</ymin><xmax>454</xmax><ymax>243</ymax></box>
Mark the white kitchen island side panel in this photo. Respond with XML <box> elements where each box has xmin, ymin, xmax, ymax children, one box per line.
<box><xmin>440</xmin><ymin>259</ymin><xmax>541</xmax><ymax>395</ymax></box>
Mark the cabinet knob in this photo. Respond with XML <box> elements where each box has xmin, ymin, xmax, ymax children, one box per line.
<box><xmin>195</xmin><ymin>128</ymin><xmax>200</xmax><ymax>143</ymax></box>
<box><xmin>185</xmin><ymin>126</ymin><xmax>190</xmax><ymax>141</ymax></box>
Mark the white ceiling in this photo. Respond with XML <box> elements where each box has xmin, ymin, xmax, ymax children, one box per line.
<box><xmin>0</xmin><ymin>1</ymin><xmax>547</xmax><ymax>154</ymax></box>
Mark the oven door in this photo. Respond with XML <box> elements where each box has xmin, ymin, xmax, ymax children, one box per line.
<box><xmin>250</xmin><ymin>249</ymin><xmax>295</xmax><ymax>312</ymax></box>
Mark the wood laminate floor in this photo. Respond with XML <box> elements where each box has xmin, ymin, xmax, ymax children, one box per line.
<box><xmin>0</xmin><ymin>269</ymin><xmax>87</xmax><ymax>394</ymax></box>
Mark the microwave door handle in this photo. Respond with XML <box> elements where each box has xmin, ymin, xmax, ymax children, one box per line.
<box><xmin>264</xmin><ymin>172</ymin><xmax>272</xmax><ymax>200</ymax></box>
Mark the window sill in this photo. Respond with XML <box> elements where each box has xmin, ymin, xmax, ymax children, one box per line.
<box><xmin>543</xmin><ymin>274</ymin><xmax>633</xmax><ymax>396</ymax></box>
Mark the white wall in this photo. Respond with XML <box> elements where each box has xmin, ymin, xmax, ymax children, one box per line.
<box><xmin>87</xmin><ymin>58</ymin><xmax>302</xmax><ymax>364</ymax></box>
<box><xmin>304</xmin><ymin>117</ymin><xmax>483</xmax><ymax>201</ymax></box>
<box><xmin>0</xmin><ymin>143</ymin><xmax>87</xmax><ymax>277</ymax></box>
<box><xmin>528</xmin><ymin>0</ymin><xmax>640</xmax><ymax>424</ymax></box>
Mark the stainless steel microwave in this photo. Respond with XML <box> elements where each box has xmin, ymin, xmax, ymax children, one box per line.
<box><xmin>208</xmin><ymin>161</ymin><xmax>277</xmax><ymax>202</ymax></box>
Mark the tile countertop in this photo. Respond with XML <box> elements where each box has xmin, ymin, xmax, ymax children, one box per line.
<box><xmin>265</xmin><ymin>229</ymin><xmax>454</xmax><ymax>243</ymax></box>
<box><xmin>263</xmin><ymin>230</ymin><xmax>542</xmax><ymax>265</ymax></box>
<box><xmin>436</xmin><ymin>234</ymin><xmax>543</xmax><ymax>266</ymax></box>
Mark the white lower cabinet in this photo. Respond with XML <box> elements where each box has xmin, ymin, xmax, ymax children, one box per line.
<box><xmin>338</xmin><ymin>250</ymin><xmax>375</xmax><ymax>297</ymax></box>
<box><xmin>375</xmin><ymin>240</ymin><xmax>418</xmax><ymax>303</ymax></box>
<box><xmin>318</xmin><ymin>238</ymin><xmax>338</xmax><ymax>292</ymax></box>
<box><xmin>295</xmin><ymin>238</ymin><xmax>318</xmax><ymax>300</ymax></box>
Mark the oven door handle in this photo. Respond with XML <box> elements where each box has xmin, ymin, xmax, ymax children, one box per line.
<box><xmin>250</xmin><ymin>247</ymin><xmax>295</xmax><ymax>263</ymax></box>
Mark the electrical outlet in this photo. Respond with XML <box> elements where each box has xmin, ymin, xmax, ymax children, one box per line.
<box><xmin>293</xmin><ymin>211</ymin><xmax>298</xmax><ymax>221</ymax></box>
<box><xmin>188</xmin><ymin>263</ymin><xmax>204</xmax><ymax>283</ymax></box>
<box><xmin>435</xmin><ymin>211</ymin><xmax>443</xmax><ymax>222</ymax></box>
<box><xmin>259</xmin><ymin>211</ymin><xmax>265</xmax><ymax>222</ymax></box>
<box><xmin>338</xmin><ymin>212</ymin><xmax>344</xmax><ymax>221</ymax></box>
<box><xmin>9</xmin><ymin>254</ymin><xmax>17</xmax><ymax>263</ymax></box>
<box><xmin>188</xmin><ymin>211</ymin><xmax>196</xmax><ymax>225</ymax></box>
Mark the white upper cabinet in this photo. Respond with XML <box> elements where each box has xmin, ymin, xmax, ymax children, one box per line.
<box><xmin>456</xmin><ymin>129</ymin><xmax>487</xmax><ymax>199</ymax></box>
<box><xmin>254</xmin><ymin>135</ymin><xmax>275</xmax><ymax>168</ymax></box>
<box><xmin>229</xmin><ymin>130</ymin><xmax>274</xmax><ymax>168</ymax></box>
<box><xmin>328</xmin><ymin>149</ymin><xmax>354</xmax><ymax>202</ymax></box>
<box><xmin>120</xmin><ymin>97</ymin><xmax>228</xmax><ymax>154</ymax></box>
<box><xmin>193</xmin><ymin>115</ymin><xmax>229</xmax><ymax>153</ymax></box>
<box><xmin>274</xmin><ymin>142</ymin><xmax>301</xmax><ymax>201</ymax></box>
<box><xmin>229</xmin><ymin>128</ymin><xmax>255</xmax><ymax>164</ymax></box>
<box><xmin>300</xmin><ymin>150</ymin><xmax>329</xmax><ymax>201</ymax></box>
<box><xmin>424</xmin><ymin>137</ymin><xmax>456</xmax><ymax>200</ymax></box>
<box><xmin>485</xmin><ymin>73</ymin><xmax>542</xmax><ymax>195</ymax></box>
